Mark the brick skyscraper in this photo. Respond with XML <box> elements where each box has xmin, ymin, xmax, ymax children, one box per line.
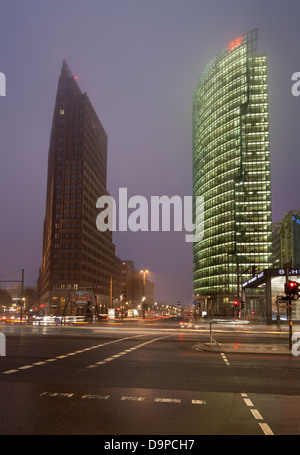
<box><xmin>39</xmin><ymin>60</ymin><xmax>121</xmax><ymax>314</ymax></box>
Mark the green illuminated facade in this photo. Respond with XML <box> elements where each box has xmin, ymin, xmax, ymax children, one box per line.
<box><xmin>193</xmin><ymin>29</ymin><xmax>273</xmax><ymax>315</ymax></box>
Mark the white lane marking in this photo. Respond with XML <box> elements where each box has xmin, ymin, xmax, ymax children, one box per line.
<box><xmin>121</xmin><ymin>396</ymin><xmax>145</xmax><ymax>401</ymax></box>
<box><xmin>259</xmin><ymin>422</ymin><xmax>274</xmax><ymax>436</ymax></box>
<box><xmin>40</xmin><ymin>392</ymin><xmax>208</xmax><ymax>406</ymax></box>
<box><xmin>154</xmin><ymin>398</ymin><xmax>181</xmax><ymax>404</ymax></box>
<box><xmin>220</xmin><ymin>352</ymin><xmax>230</xmax><ymax>366</ymax></box>
<box><xmin>2</xmin><ymin>334</ymin><xmax>145</xmax><ymax>375</ymax></box>
<box><xmin>81</xmin><ymin>394</ymin><xmax>110</xmax><ymax>400</ymax></box>
<box><xmin>250</xmin><ymin>409</ymin><xmax>264</xmax><ymax>420</ymax></box>
<box><xmin>191</xmin><ymin>400</ymin><xmax>207</xmax><ymax>405</ymax></box>
<box><xmin>244</xmin><ymin>398</ymin><xmax>254</xmax><ymax>407</ymax></box>
<box><xmin>40</xmin><ymin>392</ymin><xmax>73</xmax><ymax>398</ymax></box>
<box><xmin>86</xmin><ymin>335</ymin><xmax>172</xmax><ymax>369</ymax></box>
<box><xmin>241</xmin><ymin>393</ymin><xmax>274</xmax><ymax>435</ymax></box>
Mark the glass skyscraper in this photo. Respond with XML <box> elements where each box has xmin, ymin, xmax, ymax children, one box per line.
<box><xmin>193</xmin><ymin>29</ymin><xmax>273</xmax><ymax>315</ymax></box>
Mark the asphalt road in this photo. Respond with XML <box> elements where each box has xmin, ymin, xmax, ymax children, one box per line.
<box><xmin>0</xmin><ymin>318</ymin><xmax>299</xmax><ymax>437</ymax></box>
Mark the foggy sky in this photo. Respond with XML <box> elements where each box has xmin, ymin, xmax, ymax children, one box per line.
<box><xmin>0</xmin><ymin>0</ymin><xmax>300</xmax><ymax>306</ymax></box>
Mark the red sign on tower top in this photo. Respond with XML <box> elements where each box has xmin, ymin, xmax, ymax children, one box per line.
<box><xmin>228</xmin><ymin>36</ymin><xmax>243</xmax><ymax>52</ymax></box>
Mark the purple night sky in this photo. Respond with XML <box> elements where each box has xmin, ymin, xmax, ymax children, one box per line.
<box><xmin>0</xmin><ymin>0</ymin><xmax>300</xmax><ymax>306</ymax></box>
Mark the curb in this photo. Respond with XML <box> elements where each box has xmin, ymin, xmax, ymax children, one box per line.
<box><xmin>197</xmin><ymin>343</ymin><xmax>291</xmax><ymax>355</ymax></box>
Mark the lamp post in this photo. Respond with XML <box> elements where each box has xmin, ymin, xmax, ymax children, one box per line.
<box><xmin>140</xmin><ymin>269</ymin><xmax>149</xmax><ymax>319</ymax></box>
<box><xmin>120</xmin><ymin>294</ymin><xmax>124</xmax><ymax>320</ymax></box>
<box><xmin>20</xmin><ymin>297</ymin><xmax>25</xmax><ymax>322</ymax></box>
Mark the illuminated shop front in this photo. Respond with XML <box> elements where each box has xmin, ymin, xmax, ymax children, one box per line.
<box><xmin>242</xmin><ymin>269</ymin><xmax>300</xmax><ymax>324</ymax></box>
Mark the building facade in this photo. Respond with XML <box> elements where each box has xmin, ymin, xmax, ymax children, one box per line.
<box><xmin>273</xmin><ymin>210</ymin><xmax>300</xmax><ymax>269</ymax></box>
<box><xmin>193</xmin><ymin>30</ymin><xmax>273</xmax><ymax>315</ymax></box>
<box><xmin>242</xmin><ymin>268</ymin><xmax>300</xmax><ymax>324</ymax></box>
<box><xmin>39</xmin><ymin>60</ymin><xmax>121</xmax><ymax>315</ymax></box>
<box><xmin>121</xmin><ymin>260</ymin><xmax>155</xmax><ymax>309</ymax></box>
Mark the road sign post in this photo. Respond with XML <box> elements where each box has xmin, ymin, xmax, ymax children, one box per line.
<box><xmin>289</xmin><ymin>296</ymin><xmax>292</xmax><ymax>351</ymax></box>
<box><xmin>284</xmin><ymin>271</ymin><xmax>299</xmax><ymax>350</ymax></box>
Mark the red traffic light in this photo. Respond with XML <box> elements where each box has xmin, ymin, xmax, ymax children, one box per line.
<box><xmin>233</xmin><ymin>300</ymin><xmax>239</xmax><ymax>306</ymax></box>
<box><xmin>285</xmin><ymin>281</ymin><xmax>299</xmax><ymax>299</ymax></box>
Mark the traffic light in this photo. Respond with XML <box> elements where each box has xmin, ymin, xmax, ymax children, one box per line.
<box><xmin>252</xmin><ymin>265</ymin><xmax>258</xmax><ymax>277</ymax></box>
<box><xmin>285</xmin><ymin>281</ymin><xmax>299</xmax><ymax>300</ymax></box>
<box><xmin>233</xmin><ymin>300</ymin><xmax>239</xmax><ymax>309</ymax></box>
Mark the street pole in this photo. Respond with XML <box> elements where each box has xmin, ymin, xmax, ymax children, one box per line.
<box><xmin>94</xmin><ymin>286</ymin><xmax>98</xmax><ymax>321</ymax></box>
<box><xmin>110</xmin><ymin>277</ymin><xmax>112</xmax><ymax>308</ymax></box>
<box><xmin>286</xmin><ymin>268</ymin><xmax>292</xmax><ymax>351</ymax></box>
<box><xmin>21</xmin><ymin>269</ymin><xmax>24</xmax><ymax>301</ymax></box>
<box><xmin>289</xmin><ymin>295</ymin><xmax>292</xmax><ymax>351</ymax></box>
<box><xmin>21</xmin><ymin>269</ymin><xmax>24</xmax><ymax>322</ymax></box>
<box><xmin>120</xmin><ymin>295</ymin><xmax>124</xmax><ymax>321</ymax></box>
<box><xmin>140</xmin><ymin>270</ymin><xmax>148</xmax><ymax>319</ymax></box>
<box><xmin>237</xmin><ymin>262</ymin><xmax>240</xmax><ymax>304</ymax></box>
<box><xmin>142</xmin><ymin>273</ymin><xmax>145</xmax><ymax>319</ymax></box>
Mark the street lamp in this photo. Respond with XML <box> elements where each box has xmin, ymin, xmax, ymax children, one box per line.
<box><xmin>120</xmin><ymin>294</ymin><xmax>124</xmax><ymax>320</ymax></box>
<box><xmin>20</xmin><ymin>297</ymin><xmax>25</xmax><ymax>322</ymax></box>
<box><xmin>140</xmin><ymin>270</ymin><xmax>149</xmax><ymax>319</ymax></box>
